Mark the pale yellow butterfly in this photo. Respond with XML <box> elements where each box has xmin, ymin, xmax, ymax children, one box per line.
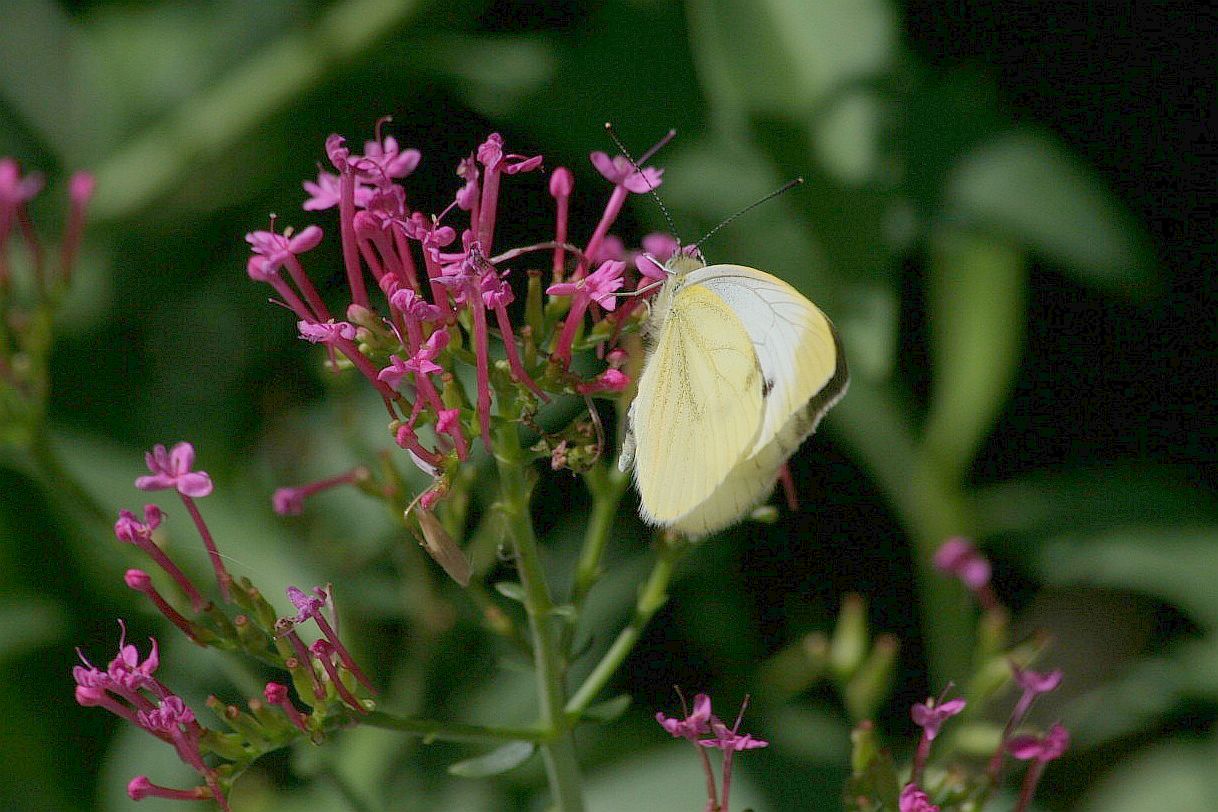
<box><xmin>619</xmin><ymin>250</ymin><xmax>848</xmax><ymax>539</ymax></box>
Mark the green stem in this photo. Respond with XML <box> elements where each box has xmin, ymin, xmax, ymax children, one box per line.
<box><xmin>361</xmin><ymin>711</ymin><xmax>545</xmax><ymax>744</ymax></box>
<box><xmin>566</xmin><ymin>535</ymin><xmax>683</xmax><ymax>716</ymax></box>
<box><xmin>494</xmin><ymin>424</ymin><xmax>585</xmax><ymax>811</ymax></box>
<box><xmin>831</xmin><ymin>381</ymin><xmax>976</xmax><ymax>685</ymax></box>
<box><xmin>572</xmin><ymin>462</ymin><xmax>630</xmax><ymax>607</ymax></box>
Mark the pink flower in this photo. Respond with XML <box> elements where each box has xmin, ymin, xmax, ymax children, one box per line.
<box><xmin>589</xmin><ymin>151</ymin><xmax>663</xmax><ymax>193</ymax></box>
<box><xmin>245</xmin><ymin>224</ymin><xmax>324</xmax><ymax>274</ymax></box>
<box><xmin>103</xmin><ymin>621</ymin><xmax>161</xmax><ymax>693</ymax></box>
<box><xmin>297</xmin><ymin>319</ymin><xmax>356</xmax><ymax>344</ymax></box>
<box><xmin>697</xmin><ymin>717</ymin><xmax>769</xmax><ymax>752</ymax></box>
<box><xmin>588</xmin><ymin>233</ymin><xmax>624</xmax><ymax>264</ymax></box>
<box><xmin>136</xmin><ymin>694</ymin><xmax>196</xmax><ymax>734</ymax></box>
<box><xmin>481</xmin><ymin>274</ymin><xmax>514</xmax><ymax>309</ymax></box>
<box><xmin>0</xmin><ymin>157</ymin><xmax>44</xmax><ymax>207</ymax></box>
<box><xmin>390</xmin><ymin>288</ymin><xmax>442</xmax><ymax>322</ymax></box>
<box><xmin>547</xmin><ymin>259</ymin><xmax>626</xmax><ymax>311</ymax></box>
<box><xmin>404</xmin><ymin>330</ymin><xmax>449</xmax><ymax>376</ymax></box>
<box><xmin>1008</xmin><ymin>723</ymin><xmax>1069</xmax><ymax>763</ymax></box>
<box><xmin>911</xmin><ymin>695</ymin><xmax>967</xmax><ymax>741</ymax></box>
<box><xmin>576</xmin><ymin>368</ymin><xmax>630</xmax><ymax>395</ymax></box>
<box><xmin>303</xmin><ymin>170</ymin><xmax>373</xmax><ymax>211</ymax></box>
<box><xmin>69</xmin><ymin>172</ymin><xmax>96</xmax><ymax>206</ymax></box>
<box><xmin>899</xmin><ymin>784</ymin><xmax>940</xmax><ymax>812</ymax></box>
<box><xmin>656</xmin><ymin>692</ymin><xmax>712</xmax><ymax>741</ymax></box>
<box><xmin>549</xmin><ymin>166</ymin><xmax>574</xmax><ymax>198</ymax></box>
<box><xmin>357</xmin><ymin>135</ymin><xmax>421</xmax><ymax>181</ymax></box>
<box><xmin>1012</xmin><ymin>662</ymin><xmax>1064</xmax><ymax>696</ymax></box>
<box><xmin>436</xmin><ymin>408</ymin><xmax>462</xmax><ymax>437</ymax></box>
<box><xmin>272</xmin><ymin>487</ymin><xmax>306</xmax><ymax>516</ymax></box>
<box><xmin>114</xmin><ymin>505</ymin><xmax>163</xmax><ymax>543</ymax></box>
<box><xmin>475</xmin><ymin>134</ymin><xmax>542</xmax><ymax>175</ymax></box>
<box><xmin>135</xmin><ymin>442</ymin><xmax>213</xmax><ymax>498</ymax></box>
<box><xmin>934</xmin><ymin>537</ymin><xmax>991</xmax><ymax>591</ymax></box>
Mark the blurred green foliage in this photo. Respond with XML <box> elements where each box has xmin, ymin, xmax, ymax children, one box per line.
<box><xmin>0</xmin><ymin>0</ymin><xmax>1213</xmax><ymax>810</ymax></box>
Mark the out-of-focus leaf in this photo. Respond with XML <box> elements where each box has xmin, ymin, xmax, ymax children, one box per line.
<box><xmin>836</xmin><ymin>283</ymin><xmax>898</xmax><ymax>382</ymax></box>
<box><xmin>448</xmin><ymin>741</ymin><xmax>535</xmax><ymax>778</ymax></box>
<box><xmin>420</xmin><ymin>36</ymin><xmax>557</xmax><ymax>119</ymax></box>
<box><xmin>583</xmin><ymin>745</ymin><xmax>767</xmax><ymax>812</ymax></box>
<box><xmin>1064</xmin><ymin>650</ymin><xmax>1192</xmax><ymax>747</ymax></box>
<box><xmin>974</xmin><ymin>466</ymin><xmax>1215</xmax><ymax>541</ymax></box>
<box><xmin>90</xmin><ymin>0</ymin><xmax>422</xmax><ymax>223</ymax></box>
<box><xmin>945</xmin><ymin>130</ymin><xmax>1157</xmax><ymax>296</ymax></box>
<box><xmin>0</xmin><ymin>599</ymin><xmax>65</xmax><ymax>664</ymax></box>
<box><xmin>923</xmin><ymin>228</ymin><xmax>1026</xmax><ymax>483</ymax></box>
<box><xmin>1077</xmin><ymin>738</ymin><xmax>1218</xmax><ymax>812</ymax></box>
<box><xmin>81</xmin><ymin>0</ymin><xmax>299</xmax><ymax>140</ymax></box>
<box><xmin>660</xmin><ymin>137</ymin><xmax>836</xmax><ymax>301</ymax></box>
<box><xmin>581</xmin><ymin>694</ymin><xmax>632</xmax><ymax>723</ymax></box>
<box><xmin>1039</xmin><ymin>527</ymin><xmax>1218</xmax><ymax>627</ymax></box>
<box><xmin>694</xmin><ymin>0</ymin><xmax>896</xmax><ymax>117</ymax></box>
<box><xmin>810</xmin><ymin>90</ymin><xmax>886</xmax><ymax>185</ymax></box>
<box><xmin>0</xmin><ymin>0</ymin><xmax>107</xmax><ymax>162</ymax></box>
<box><xmin>494</xmin><ymin>582</ymin><xmax>526</xmax><ymax>603</ymax></box>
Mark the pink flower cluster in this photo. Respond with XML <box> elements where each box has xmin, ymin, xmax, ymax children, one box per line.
<box><xmin>74</xmin><ymin>623</ymin><xmax>230</xmax><ymax>810</ymax></box>
<box><xmin>656</xmin><ymin>692</ymin><xmax>768</xmax><ymax>811</ymax></box>
<box><xmin>246</xmin><ymin>121</ymin><xmax>675</xmax><ymax>507</ymax></box>
<box><xmin>76</xmin><ymin>442</ymin><xmax>377</xmax><ymax>807</ymax></box>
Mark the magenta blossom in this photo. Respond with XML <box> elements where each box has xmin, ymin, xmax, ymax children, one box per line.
<box><xmin>589</xmin><ymin>152</ymin><xmax>664</xmax><ymax>194</ymax></box>
<box><xmin>298</xmin><ymin>319</ymin><xmax>357</xmax><ymax>344</ymax></box>
<box><xmin>0</xmin><ymin>157</ymin><xmax>43</xmax><ymax>208</ymax></box>
<box><xmin>697</xmin><ymin>716</ymin><xmax>769</xmax><ymax>752</ymax></box>
<box><xmin>1008</xmin><ymin>723</ymin><xmax>1070</xmax><ymax>763</ymax></box>
<box><xmin>899</xmin><ymin>783</ymin><xmax>940</xmax><ymax>812</ymax></box>
<box><xmin>246</xmin><ymin>224</ymin><xmax>324</xmax><ymax>274</ymax></box>
<box><xmin>912</xmin><ymin>695</ymin><xmax>967</xmax><ymax>741</ymax></box>
<box><xmin>303</xmin><ymin>170</ymin><xmax>373</xmax><ymax>211</ymax></box>
<box><xmin>135</xmin><ymin>442</ymin><xmax>213</xmax><ymax>498</ymax></box>
<box><xmin>565</xmin><ymin>259</ymin><xmax>628</xmax><ymax>309</ymax></box>
<box><xmin>934</xmin><ymin>537</ymin><xmax>991</xmax><ymax>590</ymax></box>
<box><xmin>355</xmin><ymin>134</ymin><xmax>421</xmax><ymax>182</ymax></box>
<box><xmin>656</xmin><ymin>692</ymin><xmax>712</xmax><ymax>741</ymax></box>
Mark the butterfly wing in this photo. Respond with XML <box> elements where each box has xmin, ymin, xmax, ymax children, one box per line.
<box><xmin>630</xmin><ymin>283</ymin><xmax>765</xmax><ymax>526</ymax></box>
<box><xmin>686</xmin><ymin>264</ymin><xmax>847</xmax><ymax>459</ymax></box>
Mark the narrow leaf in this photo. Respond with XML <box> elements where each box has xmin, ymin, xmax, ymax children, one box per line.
<box><xmin>447</xmin><ymin>741</ymin><xmax>535</xmax><ymax>778</ymax></box>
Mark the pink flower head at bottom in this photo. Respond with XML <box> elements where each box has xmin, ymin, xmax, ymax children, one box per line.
<box><xmin>900</xmin><ymin>783</ymin><xmax>940</xmax><ymax>812</ymax></box>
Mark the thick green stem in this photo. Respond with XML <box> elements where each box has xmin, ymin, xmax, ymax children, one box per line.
<box><xmin>566</xmin><ymin>535</ymin><xmax>683</xmax><ymax>716</ymax></box>
<box><xmin>494</xmin><ymin>425</ymin><xmax>585</xmax><ymax>811</ymax></box>
<box><xmin>361</xmin><ymin>711</ymin><xmax>545</xmax><ymax>744</ymax></box>
<box><xmin>572</xmin><ymin>462</ymin><xmax>630</xmax><ymax>606</ymax></box>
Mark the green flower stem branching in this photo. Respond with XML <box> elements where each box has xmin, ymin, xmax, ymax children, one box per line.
<box><xmin>565</xmin><ymin>531</ymin><xmax>685</xmax><ymax>718</ymax></box>
<box><xmin>361</xmin><ymin>711</ymin><xmax>547</xmax><ymax>744</ymax></box>
<box><xmin>494</xmin><ymin>423</ymin><xmax>585</xmax><ymax>812</ymax></box>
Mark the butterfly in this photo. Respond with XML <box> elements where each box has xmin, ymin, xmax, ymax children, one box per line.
<box><xmin>619</xmin><ymin>250</ymin><xmax>848</xmax><ymax>538</ymax></box>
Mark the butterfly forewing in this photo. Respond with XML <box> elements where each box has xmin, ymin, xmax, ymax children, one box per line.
<box><xmin>688</xmin><ymin>265</ymin><xmax>843</xmax><ymax>458</ymax></box>
<box><xmin>631</xmin><ymin>284</ymin><xmax>765</xmax><ymax>525</ymax></box>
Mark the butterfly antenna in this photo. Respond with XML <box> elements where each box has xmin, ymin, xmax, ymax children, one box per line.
<box><xmin>604</xmin><ymin>122</ymin><xmax>681</xmax><ymax>243</ymax></box>
<box><xmin>691</xmin><ymin>177</ymin><xmax>805</xmax><ymax>250</ymax></box>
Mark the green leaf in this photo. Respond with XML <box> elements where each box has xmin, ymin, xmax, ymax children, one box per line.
<box><xmin>945</xmin><ymin>129</ymin><xmax>1157</xmax><ymax>296</ymax></box>
<box><xmin>0</xmin><ymin>598</ymin><xmax>65</xmax><ymax>665</ymax></box>
<box><xmin>1077</xmin><ymin>738</ymin><xmax>1218</xmax><ymax>812</ymax></box>
<box><xmin>1038</xmin><ymin>527</ymin><xmax>1218</xmax><ymax>627</ymax></box>
<box><xmin>447</xmin><ymin>741</ymin><xmax>536</xmax><ymax>778</ymax></box>
<box><xmin>974</xmin><ymin>465</ymin><xmax>1216</xmax><ymax>541</ymax></box>
<box><xmin>580</xmin><ymin>694</ymin><xmax>631</xmax><ymax>723</ymax></box>
<box><xmin>922</xmin><ymin>227</ymin><xmax>1026</xmax><ymax>483</ymax></box>
<box><xmin>494</xmin><ymin>582</ymin><xmax>525</xmax><ymax>603</ymax></box>
<box><xmin>694</xmin><ymin>0</ymin><xmax>896</xmax><ymax>117</ymax></box>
